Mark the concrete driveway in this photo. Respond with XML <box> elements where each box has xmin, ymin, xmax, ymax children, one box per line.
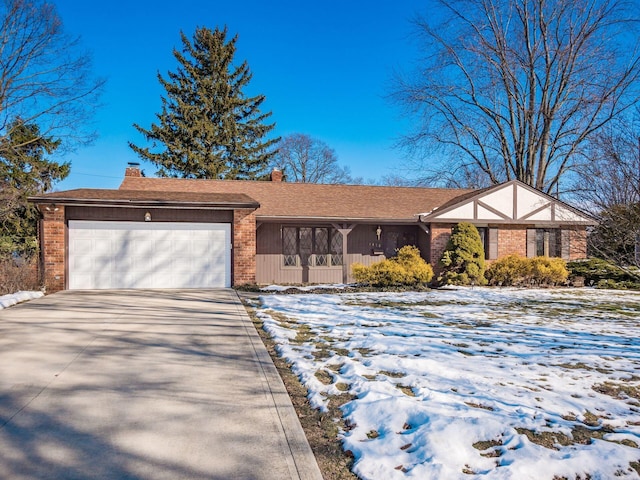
<box><xmin>0</xmin><ymin>289</ymin><xmax>322</xmax><ymax>480</ymax></box>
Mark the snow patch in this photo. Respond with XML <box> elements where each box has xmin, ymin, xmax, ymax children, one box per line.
<box><xmin>0</xmin><ymin>291</ymin><xmax>43</xmax><ymax>309</ymax></box>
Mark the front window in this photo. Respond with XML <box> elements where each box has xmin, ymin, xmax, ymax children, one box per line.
<box><xmin>536</xmin><ymin>229</ymin><xmax>560</xmax><ymax>257</ymax></box>
<box><xmin>477</xmin><ymin>227</ymin><xmax>489</xmax><ymax>260</ymax></box>
<box><xmin>282</xmin><ymin>227</ymin><xmax>343</xmax><ymax>267</ymax></box>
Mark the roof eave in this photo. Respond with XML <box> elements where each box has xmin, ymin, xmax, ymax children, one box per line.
<box><xmin>256</xmin><ymin>215</ymin><xmax>422</xmax><ymax>224</ymax></box>
<box><xmin>424</xmin><ymin>217</ymin><xmax>597</xmax><ymax>226</ymax></box>
<box><xmin>28</xmin><ymin>197</ymin><xmax>260</xmax><ymax>210</ymax></box>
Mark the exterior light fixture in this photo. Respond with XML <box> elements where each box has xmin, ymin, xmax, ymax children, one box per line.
<box><xmin>144</xmin><ymin>212</ymin><xmax>152</xmax><ymax>222</ymax></box>
<box><xmin>376</xmin><ymin>226</ymin><xmax>382</xmax><ymax>241</ymax></box>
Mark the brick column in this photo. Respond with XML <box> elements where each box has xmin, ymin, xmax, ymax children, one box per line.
<box><xmin>233</xmin><ymin>209</ymin><xmax>257</xmax><ymax>285</ymax></box>
<box><xmin>430</xmin><ymin>224</ymin><xmax>453</xmax><ymax>273</ymax></box>
<box><xmin>40</xmin><ymin>205</ymin><xmax>66</xmax><ymax>292</ymax></box>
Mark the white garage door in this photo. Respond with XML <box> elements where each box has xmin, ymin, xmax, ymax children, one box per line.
<box><xmin>68</xmin><ymin>221</ymin><xmax>231</xmax><ymax>289</ymax></box>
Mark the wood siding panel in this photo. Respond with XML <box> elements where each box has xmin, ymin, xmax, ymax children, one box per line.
<box><xmin>309</xmin><ymin>269</ymin><xmax>343</xmax><ymax>283</ymax></box>
<box><xmin>526</xmin><ymin>229</ymin><xmax>537</xmax><ymax>258</ymax></box>
<box><xmin>66</xmin><ymin>206</ymin><xmax>233</xmax><ymax>223</ymax></box>
<box><xmin>488</xmin><ymin>228</ymin><xmax>499</xmax><ymax>259</ymax></box>
<box><xmin>255</xmin><ymin>222</ymin><xmax>425</xmax><ymax>284</ymax></box>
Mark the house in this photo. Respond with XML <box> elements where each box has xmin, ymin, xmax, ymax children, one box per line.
<box><xmin>30</xmin><ymin>166</ymin><xmax>595</xmax><ymax>291</ymax></box>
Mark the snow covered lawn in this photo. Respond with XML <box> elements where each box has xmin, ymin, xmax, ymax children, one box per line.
<box><xmin>255</xmin><ymin>287</ymin><xmax>640</xmax><ymax>479</ymax></box>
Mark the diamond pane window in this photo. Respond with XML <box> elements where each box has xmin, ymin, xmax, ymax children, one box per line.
<box><xmin>283</xmin><ymin>227</ymin><xmax>298</xmax><ymax>266</ymax></box>
<box><xmin>300</xmin><ymin>228</ymin><xmax>312</xmax><ymax>266</ymax></box>
<box><xmin>330</xmin><ymin>229</ymin><xmax>343</xmax><ymax>266</ymax></box>
<box><xmin>315</xmin><ymin>254</ymin><xmax>328</xmax><ymax>266</ymax></box>
<box><xmin>315</xmin><ymin>228</ymin><xmax>328</xmax><ymax>254</ymax></box>
<box><xmin>282</xmin><ymin>226</ymin><xmax>344</xmax><ymax>267</ymax></box>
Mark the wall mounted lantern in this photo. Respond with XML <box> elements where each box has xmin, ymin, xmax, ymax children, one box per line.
<box><xmin>144</xmin><ymin>212</ymin><xmax>152</xmax><ymax>222</ymax></box>
<box><xmin>376</xmin><ymin>226</ymin><xmax>382</xmax><ymax>241</ymax></box>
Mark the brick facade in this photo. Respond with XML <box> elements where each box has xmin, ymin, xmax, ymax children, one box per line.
<box><xmin>496</xmin><ymin>226</ymin><xmax>527</xmax><ymax>257</ymax></box>
<box><xmin>40</xmin><ymin>205</ymin><xmax>66</xmax><ymax>293</ymax></box>
<box><xmin>569</xmin><ymin>227</ymin><xmax>588</xmax><ymax>260</ymax></box>
<box><xmin>233</xmin><ymin>209</ymin><xmax>257</xmax><ymax>285</ymax></box>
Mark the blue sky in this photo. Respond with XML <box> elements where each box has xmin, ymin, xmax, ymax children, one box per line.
<box><xmin>53</xmin><ymin>0</ymin><xmax>428</xmax><ymax>190</ymax></box>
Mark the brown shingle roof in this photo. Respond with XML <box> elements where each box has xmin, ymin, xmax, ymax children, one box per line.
<box><xmin>29</xmin><ymin>189</ymin><xmax>259</xmax><ymax>209</ymax></box>
<box><xmin>119</xmin><ymin>177</ymin><xmax>474</xmax><ymax>222</ymax></box>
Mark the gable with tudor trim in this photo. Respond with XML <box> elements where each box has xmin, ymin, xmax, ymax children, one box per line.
<box><xmin>419</xmin><ymin>180</ymin><xmax>595</xmax><ymax>225</ymax></box>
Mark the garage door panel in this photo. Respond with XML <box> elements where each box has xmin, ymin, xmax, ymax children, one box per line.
<box><xmin>68</xmin><ymin>221</ymin><xmax>231</xmax><ymax>289</ymax></box>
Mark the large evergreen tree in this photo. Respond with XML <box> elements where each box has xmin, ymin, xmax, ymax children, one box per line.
<box><xmin>0</xmin><ymin>120</ymin><xmax>66</xmax><ymax>256</ymax></box>
<box><xmin>129</xmin><ymin>26</ymin><xmax>278</xmax><ymax>179</ymax></box>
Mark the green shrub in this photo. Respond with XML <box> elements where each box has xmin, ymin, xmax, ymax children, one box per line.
<box><xmin>529</xmin><ymin>257</ymin><xmax>569</xmax><ymax>286</ymax></box>
<box><xmin>486</xmin><ymin>255</ymin><xmax>569</xmax><ymax>286</ymax></box>
<box><xmin>485</xmin><ymin>254</ymin><xmax>528</xmax><ymax>286</ymax></box>
<box><xmin>439</xmin><ymin>222</ymin><xmax>486</xmax><ymax>285</ymax></box>
<box><xmin>352</xmin><ymin>245</ymin><xmax>434</xmax><ymax>287</ymax></box>
<box><xmin>567</xmin><ymin>258</ymin><xmax>639</xmax><ymax>286</ymax></box>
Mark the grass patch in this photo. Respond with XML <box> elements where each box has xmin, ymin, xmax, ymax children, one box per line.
<box><xmin>266</xmin><ymin>309</ymin><xmax>299</xmax><ymax>328</ymax></box>
<box><xmin>335</xmin><ymin>382</ymin><xmax>350</xmax><ymax>392</ymax></box>
<box><xmin>583</xmin><ymin>411</ymin><xmax>600</xmax><ymax>427</ymax></box>
<box><xmin>355</xmin><ymin>347</ymin><xmax>373</xmax><ymax>357</ymax></box>
<box><xmin>555</xmin><ymin>362</ymin><xmax>593</xmax><ymax>371</ymax></box>
<box><xmin>465</xmin><ymin>402</ymin><xmax>495</xmax><ymax>411</ymax></box>
<box><xmin>472</xmin><ymin>439</ymin><xmax>503</xmax><ymax>457</ymax></box>
<box><xmin>593</xmin><ymin>382</ymin><xmax>640</xmax><ymax>400</ymax></box>
<box><xmin>396</xmin><ymin>385</ymin><xmax>415</xmax><ymax>397</ymax></box>
<box><xmin>294</xmin><ymin>324</ymin><xmax>315</xmax><ymax>344</ymax></box>
<box><xmin>332</xmin><ymin>347</ymin><xmax>350</xmax><ymax>357</ymax></box>
<box><xmin>315</xmin><ymin>370</ymin><xmax>333</xmax><ymax>385</ymax></box>
<box><xmin>379</xmin><ymin>370</ymin><xmax>405</xmax><ymax>378</ymax></box>
<box><xmin>310</xmin><ymin>340</ymin><xmax>332</xmax><ymax>359</ymax></box>
<box><xmin>516</xmin><ymin>424</ymin><xmax>617</xmax><ymax>450</ymax></box>
<box><xmin>516</xmin><ymin>428</ymin><xmax>572</xmax><ymax>449</ymax></box>
<box><xmin>345</xmin><ymin>299</ymin><xmax>464</xmax><ymax>309</ymax></box>
<box><xmin>366</xmin><ymin>430</ymin><xmax>379</xmax><ymax>439</ymax></box>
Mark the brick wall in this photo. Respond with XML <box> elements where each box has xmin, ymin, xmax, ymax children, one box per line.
<box><xmin>496</xmin><ymin>226</ymin><xmax>527</xmax><ymax>257</ymax></box>
<box><xmin>233</xmin><ymin>209</ymin><xmax>257</xmax><ymax>285</ymax></box>
<box><xmin>569</xmin><ymin>227</ymin><xmax>588</xmax><ymax>260</ymax></box>
<box><xmin>429</xmin><ymin>224</ymin><xmax>453</xmax><ymax>272</ymax></box>
<box><xmin>429</xmin><ymin>224</ymin><xmax>587</xmax><ymax>270</ymax></box>
<box><xmin>40</xmin><ymin>205</ymin><xmax>66</xmax><ymax>292</ymax></box>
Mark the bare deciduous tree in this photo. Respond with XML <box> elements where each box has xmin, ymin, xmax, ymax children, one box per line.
<box><xmin>272</xmin><ymin>133</ymin><xmax>354</xmax><ymax>184</ymax></box>
<box><xmin>575</xmin><ymin>111</ymin><xmax>640</xmax><ymax>269</ymax></box>
<box><xmin>0</xmin><ymin>0</ymin><xmax>104</xmax><ymax>157</ymax></box>
<box><xmin>395</xmin><ymin>0</ymin><xmax>640</xmax><ymax>193</ymax></box>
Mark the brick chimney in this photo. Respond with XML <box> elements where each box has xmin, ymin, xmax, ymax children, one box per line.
<box><xmin>270</xmin><ymin>168</ymin><xmax>283</xmax><ymax>182</ymax></box>
<box><xmin>125</xmin><ymin>162</ymin><xmax>142</xmax><ymax>177</ymax></box>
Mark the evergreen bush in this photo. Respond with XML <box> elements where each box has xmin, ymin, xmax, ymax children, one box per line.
<box><xmin>352</xmin><ymin>245</ymin><xmax>434</xmax><ymax>287</ymax></box>
<box><xmin>567</xmin><ymin>258</ymin><xmax>638</xmax><ymax>285</ymax></box>
<box><xmin>439</xmin><ymin>222</ymin><xmax>486</xmax><ymax>285</ymax></box>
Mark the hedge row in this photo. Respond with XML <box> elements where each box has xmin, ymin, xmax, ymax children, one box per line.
<box><xmin>352</xmin><ymin>250</ymin><xmax>570</xmax><ymax>288</ymax></box>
